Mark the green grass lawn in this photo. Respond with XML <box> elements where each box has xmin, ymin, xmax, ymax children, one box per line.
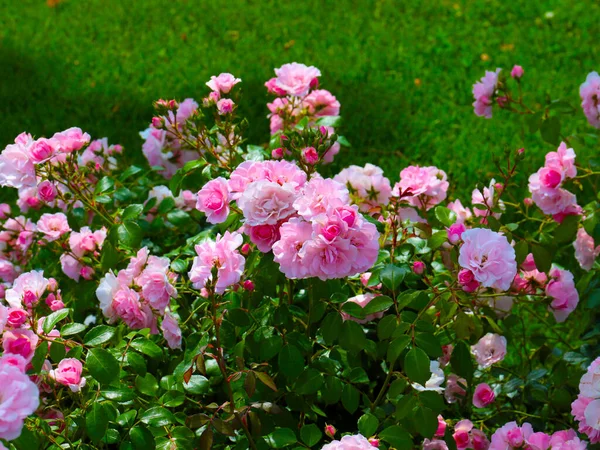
<box><xmin>1</xmin><ymin>0</ymin><xmax>598</xmax><ymax>196</ymax></box>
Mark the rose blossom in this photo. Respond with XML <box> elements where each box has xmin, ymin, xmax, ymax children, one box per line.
<box><xmin>217</xmin><ymin>98</ymin><xmax>235</xmax><ymax>115</ymax></box>
<box><xmin>238</xmin><ymin>180</ymin><xmax>297</xmax><ymax>226</ymax></box>
<box><xmin>161</xmin><ymin>311</ymin><xmax>182</xmax><ymax>350</ymax></box>
<box><xmin>412</xmin><ymin>361</ymin><xmax>445</xmax><ymax>393</ymax></box>
<box><xmin>393</xmin><ymin>165</ymin><xmax>449</xmax><ymax>210</ymax></box>
<box><xmin>511</xmin><ymin>65</ymin><xmax>524</xmax><ymax>79</ymax></box>
<box><xmin>272</xmin><ymin>218</ymin><xmax>314</xmax><ymax>279</ymax></box>
<box><xmin>471</xmin><ymin>333</ymin><xmax>507</xmax><ymax>368</ymax></box>
<box><xmin>49</xmin><ymin>358</ymin><xmax>86</xmax><ymax>392</ymax></box>
<box><xmin>0</xmin><ymin>138</ymin><xmax>37</xmax><ymax>189</ymax></box>
<box><xmin>273</xmin><ymin>62</ymin><xmax>321</xmax><ymax>97</ymax></box>
<box><xmin>5</xmin><ymin>270</ymin><xmax>49</xmax><ymax>309</ymax></box>
<box><xmin>302</xmin><ymin>146</ymin><xmax>319</xmax><ymax>165</ymax></box>
<box><xmin>37</xmin><ymin>213</ymin><xmax>71</xmax><ymax>242</ymax></box>
<box><xmin>0</xmin><ymin>362</ymin><xmax>40</xmax><ymax>440</ymax></box>
<box><xmin>0</xmin><ymin>354</ymin><xmax>27</xmax><ymax>373</ymax></box>
<box><xmin>580</xmin><ymin>71</ymin><xmax>600</xmax><ymax>128</ymax></box>
<box><xmin>6</xmin><ymin>307</ymin><xmax>29</xmax><ymax>328</ymax></box>
<box><xmin>37</xmin><ymin>180</ymin><xmax>58</xmax><ymax>203</ymax></box>
<box><xmin>472</xmin><ymin>180</ymin><xmax>504</xmax><ymax>219</ymax></box>
<box><xmin>413</xmin><ymin>261</ymin><xmax>426</xmax><ymax>275</ymax></box>
<box><xmin>245</xmin><ymin>223</ymin><xmax>281</xmax><ymax>253</ymax></box>
<box><xmin>303</xmin><ymin>89</ymin><xmax>340</xmax><ymax>117</ymax></box>
<box><xmin>136</xmin><ymin>256</ymin><xmax>178</xmax><ymax>311</ymax></box>
<box><xmin>113</xmin><ymin>287</ymin><xmax>156</xmax><ymax>331</ymax></box>
<box><xmin>453</xmin><ymin>420</ymin><xmax>473</xmax><ymax>449</ymax></box>
<box><xmin>206</xmin><ymin>73</ymin><xmax>241</xmax><ymax>94</ymax></box>
<box><xmin>473</xmin><ymin>68</ymin><xmax>501</xmax><ymax>118</ymax></box>
<box><xmin>321</xmin><ymin>434</ymin><xmax>374</xmax><ymax>450</ymax></box>
<box><xmin>550</xmin><ymin>430</ymin><xmax>587</xmax><ymax>450</ymax></box>
<box><xmin>574</xmin><ymin>228</ymin><xmax>600</xmax><ymax>271</ymax></box>
<box><xmin>473</xmin><ymin>383</ymin><xmax>496</xmax><ymax>408</ymax></box>
<box><xmin>458</xmin><ymin>228</ymin><xmax>517</xmax><ymax>291</ymax></box>
<box><xmin>447</xmin><ymin>222</ymin><xmax>466</xmax><ymax>244</ymax></box>
<box><xmin>195</xmin><ymin>177</ymin><xmax>231</xmax><ymax>224</ymax></box>
<box><xmin>52</xmin><ymin>127</ymin><xmax>90</xmax><ymax>152</ymax></box>
<box><xmin>545</xmin><ymin>267</ymin><xmax>579</xmax><ymax>322</ymax></box>
<box><xmin>334</xmin><ymin>164</ymin><xmax>392</xmax><ymax>212</ymax></box>
<box><xmin>2</xmin><ymin>329</ymin><xmax>39</xmax><ymax>362</ymax></box>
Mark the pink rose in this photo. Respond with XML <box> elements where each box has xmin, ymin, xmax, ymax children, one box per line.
<box><xmin>0</xmin><ymin>354</ymin><xmax>28</xmax><ymax>373</ymax></box>
<box><xmin>5</xmin><ymin>270</ymin><xmax>49</xmax><ymax>309</ymax></box>
<box><xmin>238</xmin><ymin>180</ymin><xmax>297</xmax><ymax>226</ymax></box>
<box><xmin>272</xmin><ymin>219</ymin><xmax>314</xmax><ymax>279</ymax></box>
<box><xmin>302</xmin><ymin>146</ymin><xmax>319</xmax><ymax>165</ymax></box>
<box><xmin>458</xmin><ymin>268</ymin><xmax>480</xmax><ymax>293</ymax></box>
<box><xmin>580</xmin><ymin>71</ymin><xmax>600</xmax><ymax>128</ymax></box>
<box><xmin>29</xmin><ymin>138</ymin><xmax>58</xmax><ymax>163</ymax></box>
<box><xmin>6</xmin><ymin>308</ymin><xmax>29</xmax><ymax>328</ymax></box>
<box><xmin>321</xmin><ymin>434</ymin><xmax>374</xmax><ymax>450</ymax></box>
<box><xmin>574</xmin><ymin>228</ymin><xmax>600</xmax><ymax>271</ymax></box>
<box><xmin>37</xmin><ymin>213</ymin><xmax>71</xmax><ymax>242</ymax></box>
<box><xmin>303</xmin><ymin>89</ymin><xmax>340</xmax><ymax>117</ymax></box>
<box><xmin>545</xmin><ymin>268</ymin><xmax>579</xmax><ymax>322</ymax></box>
<box><xmin>471</xmin><ymin>333</ymin><xmax>507</xmax><ymax>368</ymax></box>
<box><xmin>458</xmin><ymin>228</ymin><xmax>517</xmax><ymax>291</ymax></box>
<box><xmin>436</xmin><ymin>415</ymin><xmax>447</xmax><ymax>437</ymax></box>
<box><xmin>511</xmin><ymin>65</ymin><xmax>524</xmax><ymax>79</ymax></box>
<box><xmin>473</xmin><ymin>383</ymin><xmax>496</xmax><ymax>408</ymax></box>
<box><xmin>60</xmin><ymin>254</ymin><xmax>83</xmax><ymax>282</ymax></box>
<box><xmin>37</xmin><ymin>180</ymin><xmax>58</xmax><ymax>203</ymax></box>
<box><xmin>52</xmin><ymin>127</ymin><xmax>90</xmax><ymax>153</ymax></box>
<box><xmin>265</xmin><ymin>77</ymin><xmax>287</xmax><ymax>95</ymax></box>
<box><xmin>217</xmin><ymin>98</ymin><xmax>235</xmax><ymax>115</ymax></box>
<box><xmin>206</xmin><ymin>73</ymin><xmax>241</xmax><ymax>94</ymax></box>
<box><xmin>393</xmin><ymin>165</ymin><xmax>449</xmax><ymax>211</ymax></box>
<box><xmin>49</xmin><ymin>358</ymin><xmax>86</xmax><ymax>392</ymax></box>
<box><xmin>413</xmin><ymin>261</ymin><xmax>426</xmax><ymax>275</ymax></box>
<box><xmin>424</xmin><ymin>439</ymin><xmax>450</xmax><ymax>450</ymax></box>
<box><xmin>447</xmin><ymin>222</ymin><xmax>466</xmax><ymax>244</ymax></box>
<box><xmin>245</xmin><ymin>223</ymin><xmax>281</xmax><ymax>253</ymax></box>
<box><xmin>136</xmin><ymin>256</ymin><xmax>177</xmax><ymax>311</ymax></box>
<box><xmin>0</xmin><ymin>363</ymin><xmax>40</xmax><ymax>440</ymax></box>
<box><xmin>2</xmin><ymin>329</ymin><xmax>39</xmax><ymax>362</ymax></box>
<box><xmin>454</xmin><ymin>420</ymin><xmax>474</xmax><ymax>449</ymax></box>
<box><xmin>445</xmin><ymin>374</ymin><xmax>467</xmax><ymax>403</ymax></box>
<box><xmin>471</xmin><ymin>430</ymin><xmax>490</xmax><ymax>450</ymax></box>
<box><xmin>448</xmin><ymin>199</ymin><xmax>472</xmax><ymax>223</ymax></box>
<box><xmin>473</xmin><ymin>69</ymin><xmax>500</xmax><ymax>118</ymax></box>
<box><xmin>161</xmin><ymin>311</ymin><xmax>182</xmax><ymax>349</ymax></box>
<box><xmin>113</xmin><ymin>287</ymin><xmax>156</xmax><ymax>331</ymax></box>
<box><xmin>273</xmin><ymin>62</ymin><xmax>321</xmax><ymax>96</ymax></box>
<box><xmin>334</xmin><ymin>164</ymin><xmax>392</xmax><ymax>212</ymax></box>
<box><xmin>196</xmin><ymin>177</ymin><xmax>230</xmax><ymax>224</ymax></box>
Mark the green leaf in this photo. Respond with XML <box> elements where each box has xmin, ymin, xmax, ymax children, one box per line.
<box><xmin>553</xmin><ymin>215</ymin><xmax>580</xmax><ymax>243</ymax></box>
<box><xmin>117</xmin><ymin>221</ymin><xmax>143</xmax><ymax>248</ymax></box>
<box><xmin>415</xmin><ymin>332</ymin><xmax>443</xmax><ymax>358</ymax></box>
<box><xmin>414</xmin><ymin>406</ymin><xmax>438</xmax><ymax>438</ymax></box>
<box><xmin>300</xmin><ymin>424</ymin><xmax>322</xmax><ymax>447</ymax></box>
<box><xmin>31</xmin><ymin>342</ymin><xmax>48</xmax><ymax>373</ymax></box>
<box><xmin>255</xmin><ymin>371</ymin><xmax>278</xmax><ymax>391</ymax></box>
<box><xmin>122</xmin><ymin>204</ymin><xmax>144</xmax><ymax>221</ymax></box>
<box><xmin>94</xmin><ymin>176</ymin><xmax>115</xmax><ymax>195</ymax></box>
<box><xmin>525</xmin><ymin>111</ymin><xmax>543</xmax><ymax>133</ymax></box>
<box><xmin>340</xmin><ymin>320</ymin><xmax>367</xmax><ymax>352</ymax></box>
<box><xmin>531</xmin><ymin>244</ymin><xmax>552</xmax><ymax>273</ymax></box>
<box><xmin>381</xmin><ymin>264</ymin><xmax>406</xmax><ymax>291</ymax></box>
<box><xmin>540</xmin><ymin>116</ymin><xmax>561</xmax><ymax>145</ymax></box>
<box><xmin>363</xmin><ymin>295</ymin><xmax>394</xmax><ymax>315</ymax></box>
<box><xmin>86</xmin><ymin>403</ymin><xmax>109</xmax><ymax>443</ymax></box>
<box><xmin>450</xmin><ymin>341</ymin><xmax>473</xmax><ymax>384</ymax></box>
<box><xmin>429</xmin><ymin>230</ymin><xmax>448</xmax><ymax>250</ymax></box>
<box><xmin>587</xmin><ymin>289</ymin><xmax>600</xmax><ymax>308</ymax></box>
<box><xmin>42</xmin><ymin>308</ymin><xmax>70</xmax><ymax>334</ymax></box>
<box><xmin>315</xmin><ymin>115</ymin><xmax>342</xmax><ymax>127</ymax></box>
<box><xmin>49</xmin><ymin>341</ymin><xmax>66</xmax><ymax>362</ymax></box>
<box><xmin>86</xmin><ymin>348</ymin><xmax>119</xmax><ymax>385</ymax></box>
<box><xmin>135</xmin><ymin>373</ymin><xmax>159</xmax><ymax>396</ymax></box>
<box><xmin>140</xmin><ymin>407</ymin><xmax>176</xmax><ymax>427</ymax></box>
<box><xmin>380</xmin><ymin>425</ymin><xmax>412</xmax><ymax>450</ymax></box>
<box><xmin>265</xmin><ymin>428</ymin><xmax>298</xmax><ymax>448</ymax></box>
<box><xmin>278</xmin><ymin>345</ymin><xmax>304</xmax><ymax>379</ymax></box>
<box><xmin>228</xmin><ymin>308</ymin><xmax>251</xmax><ymax>327</ymax></box>
<box><xmin>183</xmin><ymin>375</ymin><xmax>209</xmax><ymax>394</ymax></box>
<box><xmin>341</xmin><ymin>301</ymin><xmax>366</xmax><ymax>320</ymax></box>
<box><xmin>435</xmin><ymin>206</ymin><xmax>457</xmax><ymax>227</ymax></box>
<box><xmin>167</xmin><ymin>209</ymin><xmax>192</xmax><ymax>226</ymax></box>
<box><xmin>378</xmin><ymin>315</ymin><xmax>398</xmax><ymax>340</ymax></box>
<box><xmin>358</xmin><ymin>413</ymin><xmax>379</xmax><ymax>437</ymax></box>
<box><xmin>60</xmin><ymin>322</ymin><xmax>86</xmax><ymax>336</ymax></box>
<box><xmin>387</xmin><ymin>335</ymin><xmax>411</xmax><ymax>363</ymax></box>
<box><xmin>119</xmin><ymin>165</ymin><xmax>143</xmax><ymax>181</ymax></box>
<box><xmin>130</xmin><ymin>426</ymin><xmax>155</xmax><ymax>449</ymax></box>
<box><xmin>84</xmin><ymin>325</ymin><xmax>116</xmax><ymax>346</ymax></box>
<box><xmin>296</xmin><ymin>368</ymin><xmax>324</xmax><ymax>395</ymax></box>
<box><xmin>131</xmin><ymin>338</ymin><xmax>163</xmax><ymax>359</ymax></box>
<box><xmin>321</xmin><ymin>312</ymin><xmax>343</xmax><ymax>345</ymax></box>
<box><xmin>341</xmin><ymin>383</ymin><xmax>360</xmax><ymax>413</ymax></box>
<box><xmin>404</xmin><ymin>347</ymin><xmax>430</xmax><ymax>385</ymax></box>
<box><xmin>259</xmin><ymin>335</ymin><xmax>283</xmax><ymax>361</ymax></box>
<box><xmin>514</xmin><ymin>240</ymin><xmax>529</xmax><ymax>267</ymax></box>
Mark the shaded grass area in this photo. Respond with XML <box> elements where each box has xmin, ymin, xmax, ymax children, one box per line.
<box><xmin>0</xmin><ymin>0</ymin><xmax>598</xmax><ymax>196</ymax></box>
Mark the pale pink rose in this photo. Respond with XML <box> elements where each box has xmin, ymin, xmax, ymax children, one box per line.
<box><xmin>238</xmin><ymin>180</ymin><xmax>297</xmax><ymax>226</ymax></box>
<box><xmin>6</xmin><ymin>308</ymin><xmax>29</xmax><ymax>328</ymax></box>
<box><xmin>5</xmin><ymin>270</ymin><xmax>49</xmax><ymax>308</ymax></box>
<box><xmin>472</xmin><ymin>180</ymin><xmax>504</xmax><ymax>219</ymax></box>
<box><xmin>0</xmin><ymin>203</ymin><xmax>11</xmax><ymax>219</ymax></box>
<box><xmin>473</xmin><ymin>69</ymin><xmax>501</xmax><ymax>118</ymax></box>
<box><xmin>264</xmin><ymin>160</ymin><xmax>307</xmax><ymax>188</ymax></box>
<box><xmin>341</xmin><ymin>293</ymin><xmax>387</xmax><ymax>324</ymax></box>
<box><xmin>228</xmin><ymin>161</ymin><xmax>271</xmax><ymax>199</ymax></box>
<box><xmin>580</xmin><ymin>71</ymin><xmax>600</xmax><ymax>128</ymax></box>
<box><xmin>245</xmin><ymin>223</ymin><xmax>281</xmax><ymax>253</ymax></box>
<box><xmin>293</xmin><ymin>176</ymin><xmax>349</xmax><ymax>219</ymax></box>
<box><xmin>196</xmin><ymin>177</ymin><xmax>230</xmax><ymax>224</ymax></box>
<box><xmin>544</xmin><ymin>142</ymin><xmax>577</xmax><ymax>179</ymax></box>
<box><xmin>444</xmin><ymin>374</ymin><xmax>467</xmax><ymax>403</ymax></box>
<box><xmin>49</xmin><ymin>358</ymin><xmax>86</xmax><ymax>392</ymax></box>
<box><xmin>161</xmin><ymin>311</ymin><xmax>182</xmax><ymax>349</ymax></box>
<box><xmin>528</xmin><ymin>172</ymin><xmax>580</xmax><ymax>217</ymax></box>
<box><xmin>175</xmin><ymin>190</ymin><xmax>197</xmax><ymax>211</ymax></box>
<box><xmin>424</xmin><ymin>440</ymin><xmax>449</xmax><ymax>450</ymax></box>
<box><xmin>490</xmin><ymin>422</ymin><xmax>526</xmax><ymax>450</ymax></box>
<box><xmin>29</xmin><ymin>137</ymin><xmax>59</xmax><ymax>163</ymax></box>
<box><xmin>485</xmin><ymin>295</ymin><xmax>514</xmax><ymax>318</ymax></box>
<box><xmin>545</xmin><ymin>267</ymin><xmax>579</xmax><ymax>322</ymax></box>
<box><xmin>37</xmin><ymin>180</ymin><xmax>58</xmax><ymax>203</ymax></box>
<box><xmin>303</xmin><ymin>89</ymin><xmax>340</xmax><ymax>117</ymax></box>
<box><xmin>458</xmin><ymin>228</ymin><xmax>516</xmax><ymax>291</ymax></box>
<box><xmin>303</xmin><ymin>236</ymin><xmax>357</xmax><ymax>280</ymax></box>
<box><xmin>2</xmin><ymin>329</ymin><xmax>39</xmax><ymax>362</ymax></box>
<box><xmin>572</xmin><ymin>395</ymin><xmax>600</xmax><ymax>443</ymax></box>
<box><xmin>60</xmin><ymin>254</ymin><xmax>83</xmax><ymax>282</ymax></box>
<box><xmin>538</xmin><ymin>167</ymin><xmax>563</xmax><ymax>189</ymax></box>
<box><xmin>511</xmin><ymin>65</ymin><xmax>524</xmax><ymax>79</ymax></box>
<box><xmin>393</xmin><ymin>165</ymin><xmax>449</xmax><ymax>211</ymax></box>
<box><xmin>52</xmin><ymin>127</ymin><xmax>90</xmax><ymax>152</ymax></box>
<box><xmin>188</xmin><ymin>231</ymin><xmax>245</xmax><ymax>294</ymax></box>
<box><xmin>0</xmin><ymin>259</ymin><xmax>18</xmax><ymax>284</ymax></box>
<box><xmin>471</xmin><ymin>333</ymin><xmax>507</xmax><ymax>368</ymax></box>
<box><xmin>454</xmin><ymin>420</ymin><xmax>474</xmax><ymax>449</ymax></box>
<box><xmin>473</xmin><ymin>383</ymin><xmax>496</xmax><ymax>408</ymax></box>
<box><xmin>0</xmin><ymin>363</ymin><xmax>40</xmax><ymax>440</ymax></box>
<box><xmin>574</xmin><ymin>228</ymin><xmax>600</xmax><ymax>271</ymax></box>
<box><xmin>96</xmin><ymin>271</ymin><xmax>121</xmax><ymax>322</ymax></box>
<box><xmin>550</xmin><ymin>430</ymin><xmax>587</xmax><ymax>450</ymax></box>
<box><xmin>16</xmin><ymin>186</ymin><xmax>42</xmax><ymax>213</ymax></box>
<box><xmin>0</xmin><ymin>354</ymin><xmax>28</xmax><ymax>372</ymax></box>
<box><xmin>579</xmin><ymin>356</ymin><xmax>600</xmax><ymax>399</ymax></box>
<box><xmin>0</xmin><ymin>141</ymin><xmax>37</xmax><ymax>189</ymax></box>
<box><xmin>448</xmin><ymin>199</ymin><xmax>473</xmax><ymax>223</ymax></box>
<box><xmin>0</xmin><ymin>304</ymin><xmax>6</xmax><ymax>333</ymax></box>
<box><xmin>46</xmin><ymin>293</ymin><xmax>65</xmax><ymax>312</ymax></box>
<box><xmin>323</xmin><ymin>140</ymin><xmax>341</xmax><ymax>164</ymax></box>
<box><xmin>37</xmin><ymin>213</ymin><xmax>71</xmax><ymax>242</ymax></box>
<box><xmin>527</xmin><ymin>433</ymin><xmax>552</xmax><ymax>450</ymax></box>
<box><xmin>321</xmin><ymin>434</ymin><xmax>374</xmax><ymax>450</ymax></box>
<box><xmin>334</xmin><ymin>164</ymin><xmax>392</xmax><ymax>212</ymax></box>
<box><xmin>69</xmin><ymin>226</ymin><xmax>107</xmax><ymax>258</ymax></box>
<box><xmin>120</xmin><ymin>247</ymin><xmax>150</xmax><ymax>283</ymax></box>
<box><xmin>206</xmin><ymin>73</ymin><xmax>241</xmax><ymax>94</ymax></box>
<box><xmin>112</xmin><ymin>287</ymin><xmax>156</xmax><ymax>331</ymax></box>
<box><xmin>471</xmin><ymin>430</ymin><xmax>490</xmax><ymax>450</ymax></box>
<box><xmin>217</xmin><ymin>98</ymin><xmax>235</xmax><ymax>115</ymax></box>
<box><xmin>136</xmin><ymin>256</ymin><xmax>177</xmax><ymax>312</ymax></box>
<box><xmin>447</xmin><ymin>222</ymin><xmax>466</xmax><ymax>244</ymax></box>
<box><xmin>274</xmin><ymin>62</ymin><xmax>321</xmax><ymax>97</ymax></box>
<box><xmin>265</xmin><ymin>77</ymin><xmax>287</xmax><ymax>95</ymax></box>
<box><xmin>272</xmin><ymin>218</ymin><xmax>314</xmax><ymax>279</ymax></box>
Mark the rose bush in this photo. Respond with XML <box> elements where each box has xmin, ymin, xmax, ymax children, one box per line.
<box><xmin>0</xmin><ymin>62</ymin><xmax>598</xmax><ymax>450</ymax></box>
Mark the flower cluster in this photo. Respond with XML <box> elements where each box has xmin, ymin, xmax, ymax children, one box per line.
<box><xmin>392</xmin><ymin>165</ymin><xmax>449</xmax><ymax>211</ymax></box>
<box><xmin>96</xmin><ymin>247</ymin><xmax>181</xmax><ymax>348</ymax></box>
<box><xmin>571</xmin><ymin>356</ymin><xmax>600</xmax><ymax>443</ymax></box>
<box><xmin>60</xmin><ymin>225</ymin><xmax>107</xmax><ymax>281</ymax></box>
<box><xmin>490</xmin><ymin>422</ymin><xmax>587</xmax><ymax>450</ymax></box>
<box><xmin>333</xmin><ymin>163</ymin><xmax>392</xmax><ymax>213</ymax></box>
<box><xmin>528</xmin><ymin>142</ymin><xmax>580</xmax><ymax>222</ymax></box>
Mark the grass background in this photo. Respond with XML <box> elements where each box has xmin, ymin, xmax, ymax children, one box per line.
<box><xmin>1</xmin><ymin>0</ymin><xmax>598</xmax><ymax>195</ymax></box>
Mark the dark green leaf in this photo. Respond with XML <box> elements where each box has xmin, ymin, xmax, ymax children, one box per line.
<box><xmin>122</xmin><ymin>204</ymin><xmax>144</xmax><ymax>221</ymax></box>
<box><xmin>140</xmin><ymin>407</ymin><xmax>175</xmax><ymax>427</ymax></box>
<box><xmin>341</xmin><ymin>383</ymin><xmax>360</xmax><ymax>413</ymax></box>
<box><xmin>450</xmin><ymin>341</ymin><xmax>473</xmax><ymax>384</ymax></box>
<box><xmin>415</xmin><ymin>332</ymin><xmax>443</xmax><ymax>358</ymax></box>
<box><xmin>43</xmin><ymin>308</ymin><xmax>70</xmax><ymax>334</ymax></box>
<box><xmin>358</xmin><ymin>413</ymin><xmax>379</xmax><ymax>437</ymax></box>
<box><xmin>86</xmin><ymin>403</ymin><xmax>109</xmax><ymax>443</ymax></box>
<box><xmin>278</xmin><ymin>345</ymin><xmax>304</xmax><ymax>379</ymax></box>
<box><xmin>130</xmin><ymin>426</ymin><xmax>155</xmax><ymax>450</ymax></box>
<box><xmin>265</xmin><ymin>428</ymin><xmax>298</xmax><ymax>448</ymax></box>
<box><xmin>117</xmin><ymin>221</ymin><xmax>143</xmax><ymax>248</ymax></box>
<box><xmin>300</xmin><ymin>424</ymin><xmax>322</xmax><ymax>447</ymax></box>
<box><xmin>380</xmin><ymin>425</ymin><xmax>412</xmax><ymax>450</ymax></box>
<box><xmin>387</xmin><ymin>335</ymin><xmax>411</xmax><ymax>363</ymax></box>
<box><xmin>381</xmin><ymin>264</ymin><xmax>407</xmax><ymax>291</ymax></box>
<box><xmin>434</xmin><ymin>206</ymin><xmax>457</xmax><ymax>227</ymax></box>
<box><xmin>404</xmin><ymin>347</ymin><xmax>430</xmax><ymax>385</ymax></box>
<box><xmin>84</xmin><ymin>325</ymin><xmax>116</xmax><ymax>346</ymax></box>
<box><xmin>414</xmin><ymin>406</ymin><xmax>438</xmax><ymax>438</ymax></box>
<box><xmin>86</xmin><ymin>348</ymin><xmax>119</xmax><ymax>385</ymax></box>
